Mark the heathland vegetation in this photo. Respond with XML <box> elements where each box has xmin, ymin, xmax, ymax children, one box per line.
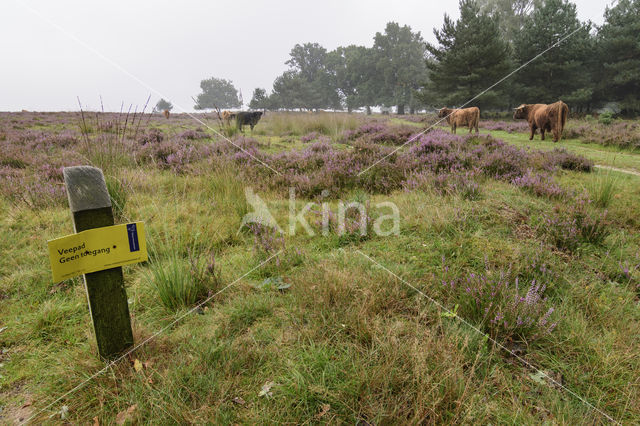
<box><xmin>1</xmin><ymin>109</ymin><xmax>640</xmax><ymax>423</ymax></box>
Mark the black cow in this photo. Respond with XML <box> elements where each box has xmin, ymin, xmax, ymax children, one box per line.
<box><xmin>235</xmin><ymin>111</ymin><xmax>263</xmax><ymax>132</ymax></box>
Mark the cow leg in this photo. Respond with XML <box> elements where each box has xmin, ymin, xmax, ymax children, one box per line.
<box><xmin>540</xmin><ymin>128</ymin><xmax>545</xmax><ymax>140</ymax></box>
<box><xmin>529</xmin><ymin>125</ymin><xmax>536</xmax><ymax>140</ymax></box>
<box><xmin>452</xmin><ymin>124</ymin><xmax>456</xmax><ymax>134</ymax></box>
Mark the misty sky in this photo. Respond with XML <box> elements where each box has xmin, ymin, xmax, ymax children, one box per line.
<box><xmin>2</xmin><ymin>0</ymin><xmax>612</xmax><ymax>112</ymax></box>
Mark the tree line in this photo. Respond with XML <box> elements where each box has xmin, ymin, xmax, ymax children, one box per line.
<box><xmin>192</xmin><ymin>0</ymin><xmax>640</xmax><ymax>116</ymax></box>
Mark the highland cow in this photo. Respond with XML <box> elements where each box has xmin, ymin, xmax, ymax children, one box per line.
<box><xmin>513</xmin><ymin>101</ymin><xmax>568</xmax><ymax>142</ymax></box>
<box><xmin>438</xmin><ymin>107</ymin><xmax>480</xmax><ymax>134</ymax></box>
<box><xmin>235</xmin><ymin>111</ymin><xmax>263</xmax><ymax>132</ymax></box>
<box><xmin>221</xmin><ymin>110</ymin><xmax>236</xmax><ymax>126</ymax></box>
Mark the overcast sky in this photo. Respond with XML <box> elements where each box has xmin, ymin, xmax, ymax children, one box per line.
<box><xmin>2</xmin><ymin>0</ymin><xmax>612</xmax><ymax>112</ymax></box>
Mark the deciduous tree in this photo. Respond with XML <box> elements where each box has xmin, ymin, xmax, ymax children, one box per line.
<box><xmin>193</xmin><ymin>77</ymin><xmax>241</xmax><ymax>110</ymax></box>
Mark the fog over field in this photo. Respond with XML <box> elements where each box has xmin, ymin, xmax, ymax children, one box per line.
<box><xmin>2</xmin><ymin>0</ymin><xmax>609</xmax><ymax>112</ymax></box>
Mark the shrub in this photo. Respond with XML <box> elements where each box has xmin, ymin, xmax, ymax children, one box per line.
<box><xmin>178</xmin><ymin>128</ymin><xmax>209</xmax><ymax>140</ymax></box>
<box><xmin>137</xmin><ymin>128</ymin><xmax>164</xmax><ymax>144</ymax></box>
<box><xmin>540</xmin><ymin>195</ymin><xmax>610</xmax><ymax>252</ymax></box>
<box><xmin>544</xmin><ymin>148</ymin><xmax>593</xmax><ymax>172</ymax></box>
<box><xmin>234</xmin><ymin>130</ymin><xmax>591</xmax><ymax>201</ymax></box>
<box><xmin>512</xmin><ymin>170</ymin><xmax>567</xmax><ymax>199</ymax></box>
<box><xmin>599</xmin><ymin>112</ymin><xmax>613</xmax><ymax>125</ymax></box>
<box><xmin>480</xmin><ymin>120</ymin><xmax>530</xmax><ymax>134</ymax></box>
<box><xmin>563</xmin><ymin>119</ymin><xmax>640</xmax><ymax>150</ymax></box>
<box><xmin>440</xmin><ymin>263</ymin><xmax>558</xmax><ymax>343</ymax></box>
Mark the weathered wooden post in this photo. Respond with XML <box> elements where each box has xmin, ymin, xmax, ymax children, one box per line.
<box><xmin>63</xmin><ymin>166</ymin><xmax>134</xmax><ymax>359</ymax></box>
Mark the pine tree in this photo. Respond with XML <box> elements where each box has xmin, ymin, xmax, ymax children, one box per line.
<box><xmin>424</xmin><ymin>0</ymin><xmax>511</xmax><ymax>110</ymax></box>
<box><xmin>512</xmin><ymin>0</ymin><xmax>593</xmax><ymax>111</ymax></box>
<box><xmin>596</xmin><ymin>0</ymin><xmax>640</xmax><ymax>115</ymax></box>
<box><xmin>476</xmin><ymin>0</ymin><xmax>542</xmax><ymax>44</ymax></box>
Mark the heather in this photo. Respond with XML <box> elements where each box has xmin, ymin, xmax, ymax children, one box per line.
<box><xmin>440</xmin><ymin>260</ymin><xmax>557</xmax><ymax>343</ymax></box>
<box><xmin>236</xmin><ymin>130</ymin><xmax>589</xmax><ymax>200</ymax></box>
<box><xmin>564</xmin><ymin>119</ymin><xmax>640</xmax><ymax>150</ymax></box>
<box><xmin>339</xmin><ymin>121</ymin><xmax>421</xmax><ymax>145</ymax></box>
<box><xmin>480</xmin><ymin>120</ymin><xmax>530</xmax><ymax>134</ymax></box>
<box><xmin>2</xmin><ymin>111</ymin><xmax>640</xmax><ymax>424</ymax></box>
<box><xmin>538</xmin><ymin>194</ymin><xmax>610</xmax><ymax>252</ymax></box>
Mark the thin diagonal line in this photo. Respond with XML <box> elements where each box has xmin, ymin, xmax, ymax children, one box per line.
<box><xmin>355</xmin><ymin>249</ymin><xmax>619</xmax><ymax>424</ymax></box>
<box><xmin>16</xmin><ymin>0</ymin><xmax>281</xmax><ymax>176</ymax></box>
<box><xmin>358</xmin><ymin>25</ymin><xmax>583</xmax><ymax>176</ymax></box>
<box><xmin>22</xmin><ymin>250</ymin><xmax>283</xmax><ymax>425</ymax></box>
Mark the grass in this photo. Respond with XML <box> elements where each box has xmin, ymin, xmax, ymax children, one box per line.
<box><xmin>254</xmin><ymin>111</ymin><xmax>362</xmax><ymax>139</ymax></box>
<box><xmin>587</xmin><ymin>168</ymin><xmax>620</xmax><ymax>208</ymax></box>
<box><xmin>1</xmin><ymin>111</ymin><xmax>639</xmax><ymax>424</ymax></box>
<box><xmin>105</xmin><ymin>174</ymin><xmax>129</xmax><ymax>221</ymax></box>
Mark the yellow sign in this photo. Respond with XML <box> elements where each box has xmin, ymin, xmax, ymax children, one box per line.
<box><xmin>48</xmin><ymin>222</ymin><xmax>147</xmax><ymax>282</ymax></box>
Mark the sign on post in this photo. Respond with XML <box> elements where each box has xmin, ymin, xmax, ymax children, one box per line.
<box><xmin>48</xmin><ymin>222</ymin><xmax>147</xmax><ymax>282</ymax></box>
<box><xmin>57</xmin><ymin>166</ymin><xmax>142</xmax><ymax>359</ymax></box>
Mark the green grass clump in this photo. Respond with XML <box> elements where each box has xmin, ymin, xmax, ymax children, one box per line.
<box><xmin>105</xmin><ymin>175</ymin><xmax>128</xmax><ymax>221</ymax></box>
<box><xmin>144</xmin><ymin>251</ymin><xmax>208</xmax><ymax>311</ymax></box>
<box><xmin>587</xmin><ymin>169</ymin><xmax>619</xmax><ymax>208</ymax></box>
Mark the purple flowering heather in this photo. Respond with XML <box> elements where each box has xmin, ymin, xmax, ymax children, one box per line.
<box><xmin>440</xmin><ymin>264</ymin><xmax>558</xmax><ymax>343</ymax></box>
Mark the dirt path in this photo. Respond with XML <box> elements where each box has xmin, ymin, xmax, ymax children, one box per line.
<box><xmin>594</xmin><ymin>165</ymin><xmax>640</xmax><ymax>177</ymax></box>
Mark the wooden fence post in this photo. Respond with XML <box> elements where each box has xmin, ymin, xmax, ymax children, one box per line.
<box><xmin>63</xmin><ymin>166</ymin><xmax>134</xmax><ymax>359</ymax></box>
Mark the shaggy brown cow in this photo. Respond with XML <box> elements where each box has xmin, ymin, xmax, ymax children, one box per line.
<box><xmin>162</xmin><ymin>109</ymin><xmax>170</xmax><ymax>119</ymax></box>
<box><xmin>221</xmin><ymin>110</ymin><xmax>236</xmax><ymax>125</ymax></box>
<box><xmin>513</xmin><ymin>101</ymin><xmax>568</xmax><ymax>142</ymax></box>
<box><xmin>438</xmin><ymin>107</ymin><xmax>480</xmax><ymax>134</ymax></box>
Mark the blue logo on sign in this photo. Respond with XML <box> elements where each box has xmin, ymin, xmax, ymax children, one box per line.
<box><xmin>127</xmin><ymin>223</ymin><xmax>140</xmax><ymax>252</ymax></box>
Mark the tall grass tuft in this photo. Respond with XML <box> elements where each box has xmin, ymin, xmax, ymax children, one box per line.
<box><xmin>262</xmin><ymin>112</ymin><xmax>361</xmax><ymax>139</ymax></box>
<box><xmin>105</xmin><ymin>175</ymin><xmax>128</xmax><ymax>221</ymax></box>
<box><xmin>145</xmin><ymin>217</ymin><xmax>222</xmax><ymax>311</ymax></box>
<box><xmin>587</xmin><ymin>169</ymin><xmax>619</xmax><ymax>208</ymax></box>
<box><xmin>145</xmin><ymin>249</ymin><xmax>218</xmax><ymax>311</ymax></box>
<box><xmin>77</xmin><ymin>97</ymin><xmax>150</xmax><ymax>173</ymax></box>
<box><xmin>220</xmin><ymin>124</ymin><xmax>239</xmax><ymax>138</ymax></box>
<box><xmin>203</xmin><ymin>161</ymin><xmax>249</xmax><ymax>220</ymax></box>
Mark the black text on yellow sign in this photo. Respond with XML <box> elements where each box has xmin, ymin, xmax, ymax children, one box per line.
<box><xmin>48</xmin><ymin>222</ymin><xmax>147</xmax><ymax>282</ymax></box>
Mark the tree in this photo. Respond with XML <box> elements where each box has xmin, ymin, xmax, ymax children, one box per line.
<box><xmin>595</xmin><ymin>0</ymin><xmax>640</xmax><ymax>115</ymax></box>
<box><xmin>424</xmin><ymin>0</ymin><xmax>511</xmax><ymax>110</ymax></box>
<box><xmin>326</xmin><ymin>45</ymin><xmax>377</xmax><ymax>112</ymax></box>
<box><xmin>249</xmin><ymin>88</ymin><xmax>269</xmax><ymax>110</ymax></box>
<box><xmin>267</xmin><ymin>43</ymin><xmax>341</xmax><ymax>111</ymax></box>
<box><xmin>285</xmin><ymin>43</ymin><xmax>341</xmax><ymax>110</ymax></box>
<box><xmin>193</xmin><ymin>77</ymin><xmax>241</xmax><ymax>110</ymax></box>
<box><xmin>512</xmin><ymin>0</ymin><xmax>594</xmax><ymax>111</ymax></box>
<box><xmin>372</xmin><ymin>22</ymin><xmax>428</xmax><ymax>114</ymax></box>
<box><xmin>154</xmin><ymin>98</ymin><xmax>173</xmax><ymax>112</ymax></box>
<box><xmin>269</xmin><ymin>70</ymin><xmax>309</xmax><ymax>110</ymax></box>
<box><xmin>477</xmin><ymin>0</ymin><xmax>542</xmax><ymax>44</ymax></box>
